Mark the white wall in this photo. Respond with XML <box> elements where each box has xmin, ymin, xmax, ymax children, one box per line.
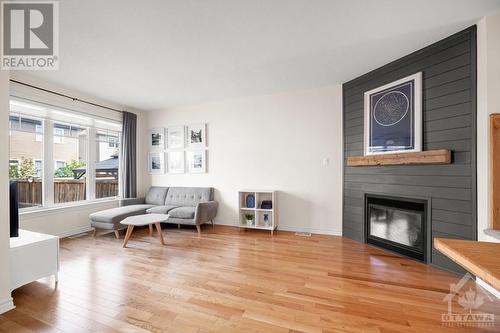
<box><xmin>148</xmin><ymin>85</ymin><xmax>343</xmax><ymax>235</ymax></box>
<box><xmin>0</xmin><ymin>70</ymin><xmax>14</xmax><ymax>314</ymax></box>
<box><xmin>477</xmin><ymin>14</ymin><xmax>500</xmax><ymax>242</ymax></box>
<box><xmin>9</xmin><ymin>73</ymin><xmax>151</xmax><ymax>237</ymax></box>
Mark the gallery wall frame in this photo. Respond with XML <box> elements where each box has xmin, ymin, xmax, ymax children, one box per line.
<box><xmin>167</xmin><ymin>151</ymin><xmax>185</xmax><ymax>174</ymax></box>
<box><xmin>187</xmin><ymin>123</ymin><xmax>206</xmax><ymax>149</ymax></box>
<box><xmin>148</xmin><ymin>151</ymin><xmax>165</xmax><ymax>175</ymax></box>
<box><xmin>149</xmin><ymin>127</ymin><xmax>165</xmax><ymax>150</ymax></box>
<box><xmin>167</xmin><ymin>125</ymin><xmax>185</xmax><ymax>150</ymax></box>
<box><xmin>186</xmin><ymin>149</ymin><xmax>206</xmax><ymax>174</ymax></box>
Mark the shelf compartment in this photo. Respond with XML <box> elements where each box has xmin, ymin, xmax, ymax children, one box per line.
<box><xmin>256</xmin><ymin>210</ymin><xmax>273</xmax><ymax>228</ymax></box>
<box><xmin>240</xmin><ymin>204</ymin><xmax>256</xmax><ymax>227</ymax></box>
<box><xmin>256</xmin><ymin>192</ymin><xmax>273</xmax><ymax>210</ymax></box>
<box><xmin>239</xmin><ymin>191</ymin><xmax>257</xmax><ymax>209</ymax></box>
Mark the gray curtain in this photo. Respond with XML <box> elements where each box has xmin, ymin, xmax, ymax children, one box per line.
<box><xmin>120</xmin><ymin>111</ymin><xmax>137</xmax><ymax>198</ymax></box>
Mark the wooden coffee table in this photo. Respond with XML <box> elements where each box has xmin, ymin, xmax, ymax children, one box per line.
<box><xmin>120</xmin><ymin>214</ymin><xmax>169</xmax><ymax>248</ymax></box>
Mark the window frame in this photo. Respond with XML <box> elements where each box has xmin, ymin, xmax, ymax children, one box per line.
<box><xmin>9</xmin><ymin>98</ymin><xmax>122</xmax><ymax>212</ymax></box>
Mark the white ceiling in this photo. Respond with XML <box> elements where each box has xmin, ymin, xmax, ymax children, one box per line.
<box><xmin>22</xmin><ymin>0</ymin><xmax>500</xmax><ymax>111</ymax></box>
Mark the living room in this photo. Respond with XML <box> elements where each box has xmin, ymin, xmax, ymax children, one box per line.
<box><xmin>1</xmin><ymin>1</ymin><xmax>500</xmax><ymax>332</ymax></box>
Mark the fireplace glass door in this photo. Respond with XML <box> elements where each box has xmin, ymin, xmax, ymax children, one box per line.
<box><xmin>366</xmin><ymin>196</ymin><xmax>426</xmax><ymax>261</ymax></box>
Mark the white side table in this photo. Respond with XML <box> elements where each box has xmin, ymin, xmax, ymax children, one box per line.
<box><xmin>10</xmin><ymin>229</ymin><xmax>59</xmax><ymax>291</ymax></box>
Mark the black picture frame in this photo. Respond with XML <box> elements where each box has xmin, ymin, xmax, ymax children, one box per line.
<box><xmin>364</xmin><ymin>72</ymin><xmax>422</xmax><ymax>155</ymax></box>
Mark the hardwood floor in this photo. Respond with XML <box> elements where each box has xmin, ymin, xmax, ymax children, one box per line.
<box><xmin>1</xmin><ymin>225</ymin><xmax>499</xmax><ymax>333</ymax></box>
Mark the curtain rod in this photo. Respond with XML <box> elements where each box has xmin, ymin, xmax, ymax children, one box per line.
<box><xmin>9</xmin><ymin>79</ymin><xmax>124</xmax><ymax>114</ymax></box>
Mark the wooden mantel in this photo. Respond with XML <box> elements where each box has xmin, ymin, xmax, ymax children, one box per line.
<box><xmin>347</xmin><ymin>149</ymin><xmax>451</xmax><ymax>167</ymax></box>
<box><xmin>435</xmin><ymin>238</ymin><xmax>500</xmax><ymax>292</ymax></box>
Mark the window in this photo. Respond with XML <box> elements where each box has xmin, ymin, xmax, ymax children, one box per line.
<box><xmin>53</xmin><ymin>127</ymin><xmax>64</xmax><ymax>144</ymax></box>
<box><xmin>53</xmin><ymin>123</ymin><xmax>88</xmax><ymax>204</ymax></box>
<box><xmin>34</xmin><ymin>160</ymin><xmax>42</xmax><ymax>178</ymax></box>
<box><xmin>108</xmin><ymin>136</ymin><xmax>119</xmax><ymax>148</ymax></box>
<box><xmin>9</xmin><ymin>98</ymin><xmax>122</xmax><ymax>210</ymax></box>
<box><xmin>9</xmin><ymin>159</ymin><xmax>19</xmax><ymax>178</ymax></box>
<box><xmin>96</xmin><ymin>130</ymin><xmax>120</xmax><ymax>199</ymax></box>
<box><xmin>55</xmin><ymin>160</ymin><xmax>65</xmax><ymax>169</ymax></box>
<box><xmin>35</xmin><ymin>124</ymin><xmax>43</xmax><ymax>142</ymax></box>
<box><xmin>8</xmin><ymin>115</ymin><xmax>44</xmax><ymax>208</ymax></box>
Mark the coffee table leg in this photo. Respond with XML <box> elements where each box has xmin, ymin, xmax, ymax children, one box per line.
<box><xmin>123</xmin><ymin>225</ymin><xmax>134</xmax><ymax>248</ymax></box>
<box><xmin>149</xmin><ymin>224</ymin><xmax>153</xmax><ymax>236</ymax></box>
<box><xmin>155</xmin><ymin>223</ymin><xmax>165</xmax><ymax>245</ymax></box>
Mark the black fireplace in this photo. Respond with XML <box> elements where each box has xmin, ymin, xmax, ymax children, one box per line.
<box><xmin>365</xmin><ymin>194</ymin><xmax>427</xmax><ymax>262</ymax></box>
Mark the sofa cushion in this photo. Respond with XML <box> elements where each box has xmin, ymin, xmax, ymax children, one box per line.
<box><xmin>164</xmin><ymin>187</ymin><xmax>213</xmax><ymax>207</ymax></box>
<box><xmin>168</xmin><ymin>206</ymin><xmax>196</xmax><ymax>219</ymax></box>
<box><xmin>146</xmin><ymin>205</ymin><xmax>178</xmax><ymax>214</ymax></box>
<box><xmin>89</xmin><ymin>204</ymin><xmax>155</xmax><ymax>224</ymax></box>
<box><xmin>145</xmin><ymin>186</ymin><xmax>169</xmax><ymax>205</ymax></box>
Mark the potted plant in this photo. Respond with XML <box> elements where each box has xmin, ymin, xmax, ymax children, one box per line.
<box><xmin>244</xmin><ymin>213</ymin><xmax>254</xmax><ymax>226</ymax></box>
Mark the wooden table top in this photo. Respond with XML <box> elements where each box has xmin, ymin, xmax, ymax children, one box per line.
<box><xmin>434</xmin><ymin>238</ymin><xmax>500</xmax><ymax>291</ymax></box>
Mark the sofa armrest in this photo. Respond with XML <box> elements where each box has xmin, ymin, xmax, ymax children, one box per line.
<box><xmin>119</xmin><ymin>197</ymin><xmax>145</xmax><ymax>206</ymax></box>
<box><xmin>194</xmin><ymin>201</ymin><xmax>218</xmax><ymax>225</ymax></box>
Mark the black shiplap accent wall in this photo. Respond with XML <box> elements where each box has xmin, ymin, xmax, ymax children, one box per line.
<box><xmin>342</xmin><ymin>26</ymin><xmax>476</xmax><ymax>274</ymax></box>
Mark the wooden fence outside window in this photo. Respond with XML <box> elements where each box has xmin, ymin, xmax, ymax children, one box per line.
<box><xmin>16</xmin><ymin>179</ymin><xmax>118</xmax><ymax>208</ymax></box>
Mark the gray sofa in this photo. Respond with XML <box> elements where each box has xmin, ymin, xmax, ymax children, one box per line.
<box><xmin>89</xmin><ymin>186</ymin><xmax>218</xmax><ymax>237</ymax></box>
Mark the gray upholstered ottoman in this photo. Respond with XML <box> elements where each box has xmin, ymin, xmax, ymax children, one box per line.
<box><xmin>89</xmin><ymin>203</ymin><xmax>155</xmax><ymax>238</ymax></box>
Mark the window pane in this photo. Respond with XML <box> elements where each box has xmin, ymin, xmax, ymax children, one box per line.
<box><xmin>53</xmin><ymin>123</ymin><xmax>88</xmax><ymax>204</ymax></box>
<box><xmin>96</xmin><ymin>130</ymin><xmax>119</xmax><ymax>198</ymax></box>
<box><xmin>9</xmin><ymin>116</ymin><xmax>43</xmax><ymax>209</ymax></box>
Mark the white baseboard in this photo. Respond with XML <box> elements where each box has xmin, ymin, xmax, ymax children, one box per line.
<box><xmin>0</xmin><ymin>298</ymin><xmax>15</xmax><ymax>314</ymax></box>
<box><xmin>477</xmin><ymin>278</ymin><xmax>500</xmax><ymax>300</ymax></box>
<box><xmin>277</xmin><ymin>225</ymin><xmax>342</xmax><ymax>236</ymax></box>
<box><xmin>57</xmin><ymin>226</ymin><xmax>93</xmax><ymax>238</ymax></box>
<box><xmin>213</xmin><ymin>221</ymin><xmax>342</xmax><ymax>236</ymax></box>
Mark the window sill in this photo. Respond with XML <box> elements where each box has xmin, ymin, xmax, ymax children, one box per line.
<box><xmin>20</xmin><ymin>198</ymin><xmax>120</xmax><ymax>217</ymax></box>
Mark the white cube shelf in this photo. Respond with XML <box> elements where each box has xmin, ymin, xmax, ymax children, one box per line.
<box><xmin>238</xmin><ymin>190</ymin><xmax>278</xmax><ymax>235</ymax></box>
